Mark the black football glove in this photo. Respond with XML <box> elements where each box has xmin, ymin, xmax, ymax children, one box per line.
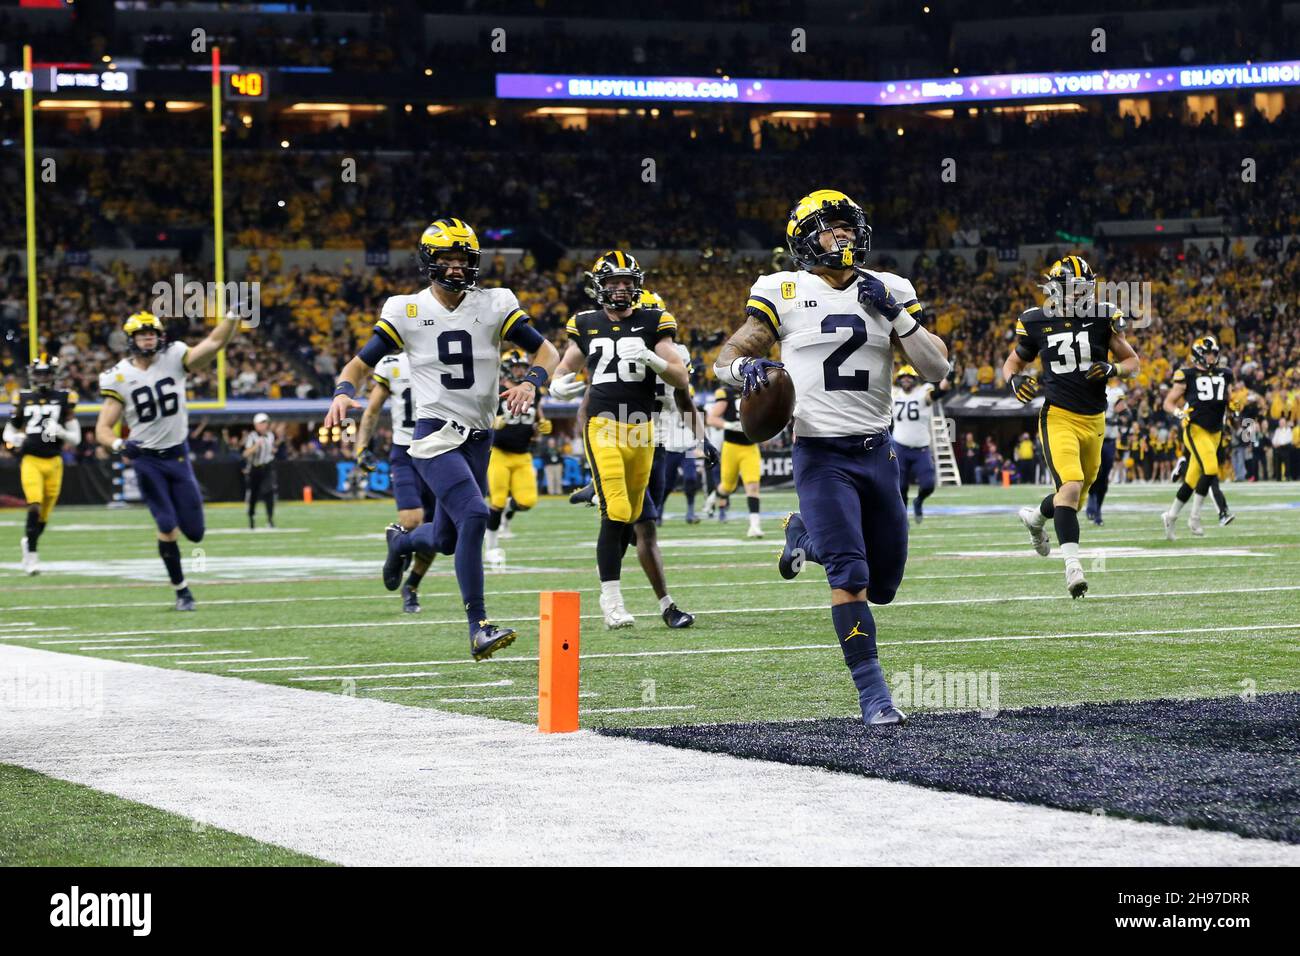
<box><xmin>1011</xmin><ymin>374</ymin><xmax>1040</xmax><ymax>404</ymax></box>
<box><xmin>856</xmin><ymin>273</ymin><xmax>901</xmax><ymax>319</ymax></box>
<box><xmin>1085</xmin><ymin>361</ymin><xmax>1119</xmax><ymax>381</ymax></box>
<box><xmin>701</xmin><ymin>439</ymin><xmax>719</xmax><ymax>470</ymax></box>
<box><xmin>739</xmin><ymin>357</ymin><xmax>784</xmax><ymax>397</ymax></box>
<box><xmin>356</xmin><ymin>449</ymin><xmax>378</xmax><ymax>473</ymax></box>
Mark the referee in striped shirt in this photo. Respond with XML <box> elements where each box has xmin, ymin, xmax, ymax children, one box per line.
<box><xmin>243</xmin><ymin>412</ymin><xmax>278</xmax><ymax>529</ymax></box>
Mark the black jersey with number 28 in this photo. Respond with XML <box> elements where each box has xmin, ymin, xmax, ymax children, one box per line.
<box><xmin>566</xmin><ymin>306</ymin><xmax>677</xmax><ymax>420</ymax></box>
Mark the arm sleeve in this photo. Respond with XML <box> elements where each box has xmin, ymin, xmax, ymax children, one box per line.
<box><xmin>358</xmin><ymin>332</ymin><xmax>397</xmax><ymax>367</ymax></box>
<box><xmin>505</xmin><ymin>319</ymin><xmax>546</xmax><ymax>352</ymax></box>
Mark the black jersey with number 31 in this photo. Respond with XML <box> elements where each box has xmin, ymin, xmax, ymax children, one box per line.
<box><xmin>566</xmin><ymin>306</ymin><xmax>677</xmax><ymax>419</ymax></box>
<box><xmin>1014</xmin><ymin>303</ymin><xmax>1124</xmax><ymax>415</ymax></box>
<box><xmin>1174</xmin><ymin>366</ymin><xmax>1233</xmax><ymax>430</ymax></box>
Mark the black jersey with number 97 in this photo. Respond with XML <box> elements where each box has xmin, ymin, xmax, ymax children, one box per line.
<box><xmin>565</xmin><ymin>306</ymin><xmax>677</xmax><ymax>420</ymax></box>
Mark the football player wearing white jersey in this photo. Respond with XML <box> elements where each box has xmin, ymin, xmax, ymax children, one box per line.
<box><xmin>326</xmin><ymin>218</ymin><xmax>559</xmax><ymax>661</ymax></box>
<box><xmin>714</xmin><ymin>190</ymin><xmax>949</xmax><ymax>727</ymax></box>
<box><xmin>355</xmin><ymin>351</ymin><xmax>437</xmax><ymax>614</ymax></box>
<box><xmin>94</xmin><ymin>310</ymin><xmax>241</xmax><ymax>610</ymax></box>
<box><xmin>891</xmin><ymin>364</ymin><xmax>947</xmax><ymax>524</ymax></box>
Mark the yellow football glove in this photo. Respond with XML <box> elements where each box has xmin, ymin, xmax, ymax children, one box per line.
<box><xmin>537</xmin><ymin>419</ymin><xmax>553</xmax><ymax>435</ymax></box>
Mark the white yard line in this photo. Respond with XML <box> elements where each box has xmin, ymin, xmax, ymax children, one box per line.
<box><xmin>351</xmin><ymin>680</ymin><xmax>513</xmax><ymax>692</ymax></box>
<box><xmin>226</xmin><ymin>621</ymin><xmax>1300</xmax><ymax>673</ymax></box>
<box><xmin>0</xmin><ymin>643</ymin><xmax>1292</xmax><ymax>866</ymax></box>
<box><xmin>176</xmin><ymin>657</ymin><xmax>309</xmax><ymax>666</ymax></box>
<box><xmin>124</xmin><ymin>649</ymin><xmax>252</xmax><ymax>659</ymax></box>
<box><xmin>19</xmin><ymin>583</ymin><xmax>1300</xmax><ymax>643</ymax></box>
<box><xmin>289</xmin><ymin>671</ymin><xmax>445</xmax><ymax>683</ymax></box>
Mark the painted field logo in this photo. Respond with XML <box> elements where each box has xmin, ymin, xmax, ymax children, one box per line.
<box><xmin>892</xmin><ymin>665</ymin><xmax>1000</xmax><ymax>717</ymax></box>
<box><xmin>50</xmin><ymin>886</ymin><xmax>151</xmax><ymax>936</ymax></box>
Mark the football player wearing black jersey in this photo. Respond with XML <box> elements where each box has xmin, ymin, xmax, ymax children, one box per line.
<box><xmin>1162</xmin><ymin>335</ymin><xmax>1235</xmax><ymax>538</ymax></box>
<box><xmin>1004</xmin><ymin>256</ymin><xmax>1140</xmax><ymax>597</ymax></box>
<box><xmin>485</xmin><ymin>351</ymin><xmax>551</xmax><ymax>564</ymax></box>
<box><xmin>549</xmin><ymin>252</ymin><xmax>690</xmax><ymax>628</ymax></box>
<box><xmin>3</xmin><ymin>356</ymin><xmax>80</xmax><ymax>574</ymax></box>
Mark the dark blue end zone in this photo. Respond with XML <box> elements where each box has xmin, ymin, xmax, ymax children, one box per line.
<box><xmin>602</xmin><ymin>693</ymin><xmax>1300</xmax><ymax>843</ymax></box>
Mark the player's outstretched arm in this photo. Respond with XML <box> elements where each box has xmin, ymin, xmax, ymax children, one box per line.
<box><xmin>501</xmin><ymin>337</ymin><xmax>560</xmax><ymax>416</ymax></box>
<box><xmin>1110</xmin><ymin>332</ymin><xmax>1141</xmax><ymax>379</ymax></box>
<box><xmin>1164</xmin><ymin>380</ymin><xmax>1187</xmax><ymax>414</ymax></box>
<box><xmin>184</xmin><ymin>314</ymin><xmax>242</xmax><ymax>372</ymax></box>
<box><xmin>547</xmin><ymin>342</ymin><xmax>587</xmax><ymax>401</ymax></box>
<box><xmin>354</xmin><ymin>379</ymin><xmax>389</xmax><ymax>454</ymax></box>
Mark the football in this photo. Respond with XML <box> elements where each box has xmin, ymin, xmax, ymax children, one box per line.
<box><xmin>740</xmin><ymin>366</ymin><xmax>795</xmax><ymax>442</ymax></box>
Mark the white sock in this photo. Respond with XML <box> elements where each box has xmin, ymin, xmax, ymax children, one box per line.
<box><xmin>1190</xmin><ymin>493</ymin><xmax>1206</xmax><ymax>517</ymax></box>
<box><xmin>600</xmin><ymin>580</ymin><xmax>622</xmax><ymax>603</ymax></box>
<box><xmin>749</xmin><ymin>513</ymin><xmax>761</xmax><ymax>529</ymax></box>
<box><xmin>1059</xmin><ymin>542</ymin><xmax>1080</xmax><ymax>566</ymax></box>
<box><xmin>1028</xmin><ymin>508</ymin><xmax>1047</xmax><ymax>528</ymax></box>
<box><xmin>1168</xmin><ymin>497</ymin><xmax>1186</xmax><ymax>518</ymax></box>
<box><xmin>659</xmin><ymin>595</ymin><xmax>673</xmax><ymax>613</ymax></box>
<box><xmin>485</xmin><ymin>529</ymin><xmax>498</xmax><ymax>550</ymax></box>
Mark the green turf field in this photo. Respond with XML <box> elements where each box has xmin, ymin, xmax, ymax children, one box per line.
<box><xmin>0</xmin><ymin>764</ymin><xmax>327</xmax><ymax>866</ymax></box>
<box><xmin>2</xmin><ymin>482</ymin><xmax>1297</xmax><ymax>729</ymax></box>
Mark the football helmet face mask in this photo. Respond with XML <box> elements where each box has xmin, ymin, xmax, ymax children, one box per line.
<box><xmin>1191</xmin><ymin>335</ymin><xmax>1221</xmax><ymax>367</ymax></box>
<box><xmin>786</xmin><ymin>189</ymin><xmax>872</xmax><ymax>271</ymax></box>
<box><xmin>419</xmin><ymin>218</ymin><xmax>481</xmax><ymax>292</ymax></box>
<box><xmin>123</xmin><ymin>311</ymin><xmax>167</xmax><ymax>356</ymax></box>
<box><xmin>585</xmin><ymin>251</ymin><xmax>643</xmax><ymax>312</ymax></box>
<box><xmin>27</xmin><ymin>354</ymin><xmax>58</xmax><ymax>392</ymax></box>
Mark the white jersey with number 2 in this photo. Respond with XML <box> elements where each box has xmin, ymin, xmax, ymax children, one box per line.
<box><xmin>746</xmin><ymin>269</ymin><xmax>921</xmax><ymax>438</ymax></box>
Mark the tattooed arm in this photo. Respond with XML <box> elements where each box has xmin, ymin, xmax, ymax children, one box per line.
<box><xmin>713</xmin><ymin>316</ymin><xmax>778</xmax><ymax>387</ymax></box>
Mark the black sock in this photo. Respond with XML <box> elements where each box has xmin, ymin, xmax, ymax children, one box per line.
<box><xmin>25</xmin><ymin>510</ymin><xmax>42</xmax><ymax>550</ymax></box>
<box><xmin>1209</xmin><ymin>478</ymin><xmax>1228</xmax><ymax>515</ymax></box>
<box><xmin>505</xmin><ymin>502</ymin><xmax>518</xmax><ymax>521</ymax></box>
<box><xmin>487</xmin><ymin>508</ymin><xmax>503</xmax><ymax>531</ymax></box>
<box><xmin>597</xmin><ymin>518</ymin><xmax>628</xmax><ymax>581</ymax></box>
<box><xmin>1195</xmin><ymin>475</ymin><xmax>1212</xmax><ymax>496</ymax></box>
<box><xmin>265</xmin><ymin>497</ymin><xmax>275</xmax><ymax>524</ymax></box>
<box><xmin>158</xmin><ymin>539</ymin><xmax>186</xmax><ymax>589</ymax></box>
<box><xmin>1176</xmin><ymin>481</ymin><xmax>1193</xmax><ymax>503</ymax></box>
<box><xmin>1053</xmin><ymin>506</ymin><xmax>1080</xmax><ymax>546</ymax></box>
<box><xmin>406</xmin><ymin>558</ymin><xmax>429</xmax><ymax>590</ymax></box>
<box><xmin>747</xmin><ymin>496</ymin><xmax>760</xmax><ymax>514</ymax></box>
<box><xmin>1039</xmin><ymin>494</ymin><xmax>1056</xmax><ymax>520</ymax></box>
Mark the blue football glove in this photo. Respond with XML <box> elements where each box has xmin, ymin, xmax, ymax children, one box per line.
<box><xmin>739</xmin><ymin>357</ymin><xmax>784</xmax><ymax>397</ymax></box>
<box><xmin>856</xmin><ymin>273</ymin><xmax>901</xmax><ymax>319</ymax></box>
<box><xmin>701</xmin><ymin>439</ymin><xmax>719</xmax><ymax>470</ymax></box>
<box><xmin>119</xmin><ymin>439</ymin><xmax>141</xmax><ymax>459</ymax></box>
<box><xmin>356</xmin><ymin>449</ymin><xmax>378</xmax><ymax>473</ymax></box>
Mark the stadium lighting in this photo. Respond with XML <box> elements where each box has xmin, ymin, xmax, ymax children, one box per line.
<box><xmin>164</xmin><ymin>101</ymin><xmax>204</xmax><ymax>111</ymax></box>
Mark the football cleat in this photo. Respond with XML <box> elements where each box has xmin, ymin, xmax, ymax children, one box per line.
<box><xmin>866</xmin><ymin>705</ymin><xmax>907</xmax><ymax>727</ymax></box>
<box><xmin>1018</xmin><ymin>507</ymin><xmax>1051</xmax><ymax>557</ymax></box>
<box><xmin>1171</xmin><ymin>457</ymin><xmax>1187</xmax><ymax>484</ymax></box>
<box><xmin>1188</xmin><ymin>514</ymin><xmax>1205</xmax><ymax>537</ymax></box>
<box><xmin>704</xmin><ymin>491</ymin><xmax>717</xmax><ymax>518</ymax></box>
<box><xmin>599</xmin><ymin>593</ymin><xmax>635</xmax><ymax>629</ymax></box>
<box><xmin>569</xmin><ymin>483</ymin><xmax>596</xmax><ymax>506</ymax></box>
<box><xmin>778</xmin><ymin>512</ymin><xmax>807</xmax><ymax>580</ymax></box>
<box><xmin>746</xmin><ymin>520</ymin><xmax>764</xmax><ymax>539</ymax></box>
<box><xmin>484</xmin><ymin>547</ymin><xmax>506</xmax><ymax>570</ymax></box>
<box><xmin>174</xmin><ymin>588</ymin><xmax>196</xmax><ymax>612</ymax></box>
<box><xmin>470</xmin><ymin>621</ymin><xmax>517</xmax><ymax>661</ymax></box>
<box><xmin>1219</xmin><ymin>512</ymin><xmax>1235</xmax><ymax>527</ymax></box>
<box><xmin>401</xmin><ymin>584</ymin><xmax>421</xmax><ymax>614</ymax></box>
<box><xmin>662</xmin><ymin>604</ymin><xmax>695</xmax><ymax>628</ymax></box>
<box><xmin>1065</xmin><ymin>563</ymin><xmax>1088</xmax><ymax>599</ymax></box>
<box><xmin>1162</xmin><ymin>511</ymin><xmax>1178</xmax><ymax>541</ymax></box>
<box><xmin>685</xmin><ymin>512</ymin><xmax>701</xmax><ymax>524</ymax></box>
<box><xmin>382</xmin><ymin>523</ymin><xmax>411</xmax><ymax>591</ymax></box>
<box><xmin>499</xmin><ymin>521</ymin><xmax>515</xmax><ymax>541</ymax></box>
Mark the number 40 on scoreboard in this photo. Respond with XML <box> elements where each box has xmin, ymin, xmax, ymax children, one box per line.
<box><xmin>226</xmin><ymin>70</ymin><xmax>269</xmax><ymax>101</ymax></box>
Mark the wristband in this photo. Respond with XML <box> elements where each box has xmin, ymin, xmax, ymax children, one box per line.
<box><xmin>643</xmin><ymin>351</ymin><xmax>668</xmax><ymax>375</ymax></box>
<box><xmin>334</xmin><ymin>381</ymin><xmax>357</xmax><ymax>399</ymax></box>
<box><xmin>111</xmin><ymin>438</ymin><xmax>124</xmax><ymax>453</ymax></box>
<box><xmin>891</xmin><ymin>314</ymin><xmax>920</xmax><ymax>338</ymax></box>
<box><xmin>523</xmin><ymin>365</ymin><xmax>549</xmax><ymax>388</ymax></box>
<box><xmin>714</xmin><ymin>357</ymin><xmax>745</xmax><ymax>387</ymax></box>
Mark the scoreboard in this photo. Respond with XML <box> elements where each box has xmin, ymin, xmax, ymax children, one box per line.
<box><xmin>2</xmin><ymin>66</ymin><xmax>136</xmax><ymax>94</ymax></box>
<box><xmin>226</xmin><ymin>70</ymin><xmax>270</xmax><ymax>101</ymax></box>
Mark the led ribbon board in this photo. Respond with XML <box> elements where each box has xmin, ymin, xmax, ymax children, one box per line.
<box><xmin>496</xmin><ymin>60</ymin><xmax>1300</xmax><ymax>107</ymax></box>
